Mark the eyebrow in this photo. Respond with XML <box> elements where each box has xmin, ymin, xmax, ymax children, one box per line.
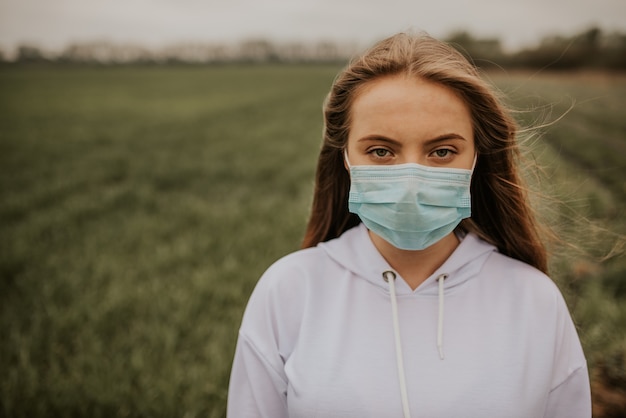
<box><xmin>357</xmin><ymin>135</ymin><xmax>402</xmax><ymax>146</ymax></box>
<box><xmin>423</xmin><ymin>134</ymin><xmax>467</xmax><ymax>146</ymax></box>
<box><xmin>356</xmin><ymin>133</ymin><xmax>467</xmax><ymax>146</ymax></box>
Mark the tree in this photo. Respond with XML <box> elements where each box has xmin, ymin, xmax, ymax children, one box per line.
<box><xmin>16</xmin><ymin>45</ymin><xmax>46</xmax><ymax>62</ymax></box>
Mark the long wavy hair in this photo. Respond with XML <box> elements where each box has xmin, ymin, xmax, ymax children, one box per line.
<box><xmin>301</xmin><ymin>32</ymin><xmax>548</xmax><ymax>274</ymax></box>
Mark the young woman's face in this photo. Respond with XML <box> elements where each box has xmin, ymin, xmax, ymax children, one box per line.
<box><xmin>346</xmin><ymin>75</ymin><xmax>475</xmax><ymax>169</ymax></box>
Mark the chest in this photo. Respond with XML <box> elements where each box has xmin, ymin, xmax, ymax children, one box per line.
<box><xmin>283</xmin><ymin>288</ymin><xmax>554</xmax><ymax>417</ymax></box>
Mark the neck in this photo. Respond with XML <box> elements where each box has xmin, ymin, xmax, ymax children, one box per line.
<box><xmin>369</xmin><ymin>230</ymin><xmax>460</xmax><ymax>290</ymax></box>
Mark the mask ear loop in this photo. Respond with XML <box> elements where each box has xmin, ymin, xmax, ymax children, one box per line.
<box><xmin>471</xmin><ymin>153</ymin><xmax>478</xmax><ymax>172</ymax></box>
<box><xmin>344</xmin><ymin>149</ymin><xmax>352</xmax><ymax>170</ymax></box>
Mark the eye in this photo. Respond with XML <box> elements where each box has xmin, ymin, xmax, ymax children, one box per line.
<box><xmin>368</xmin><ymin>148</ymin><xmax>392</xmax><ymax>159</ymax></box>
<box><xmin>430</xmin><ymin>148</ymin><xmax>456</xmax><ymax>160</ymax></box>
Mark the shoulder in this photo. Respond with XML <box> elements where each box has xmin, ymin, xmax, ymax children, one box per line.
<box><xmin>478</xmin><ymin>251</ymin><xmax>568</xmax><ymax>310</ymax></box>
<box><xmin>257</xmin><ymin>246</ymin><xmax>332</xmax><ymax>290</ymax></box>
<box><xmin>477</xmin><ymin>251</ymin><xmax>584</xmax><ymax>356</ymax></box>
<box><xmin>238</xmin><ymin>246</ymin><xmax>342</xmax><ymax>350</ymax></box>
<box><xmin>243</xmin><ymin>246</ymin><xmax>336</xmax><ymax>315</ymax></box>
<box><xmin>483</xmin><ymin>251</ymin><xmax>556</xmax><ymax>287</ymax></box>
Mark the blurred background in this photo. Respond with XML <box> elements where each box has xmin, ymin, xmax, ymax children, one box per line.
<box><xmin>1</xmin><ymin>1</ymin><xmax>625</xmax><ymax>417</ymax></box>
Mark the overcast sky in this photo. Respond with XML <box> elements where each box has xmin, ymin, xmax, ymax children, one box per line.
<box><xmin>1</xmin><ymin>0</ymin><xmax>625</xmax><ymax>53</ymax></box>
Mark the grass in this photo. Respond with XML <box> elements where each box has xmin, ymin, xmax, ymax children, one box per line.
<box><xmin>1</xmin><ymin>65</ymin><xmax>625</xmax><ymax>417</ymax></box>
<box><xmin>491</xmin><ymin>70</ymin><xmax>626</xmax><ymax>415</ymax></box>
<box><xmin>491</xmin><ymin>71</ymin><xmax>626</xmax><ymax>284</ymax></box>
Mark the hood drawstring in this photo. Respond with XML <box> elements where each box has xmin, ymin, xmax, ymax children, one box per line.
<box><xmin>383</xmin><ymin>271</ymin><xmax>449</xmax><ymax>418</ymax></box>
<box><xmin>383</xmin><ymin>271</ymin><xmax>411</xmax><ymax>418</ymax></box>
<box><xmin>436</xmin><ymin>273</ymin><xmax>448</xmax><ymax>360</ymax></box>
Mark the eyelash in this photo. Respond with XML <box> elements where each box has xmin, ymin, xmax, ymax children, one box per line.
<box><xmin>431</xmin><ymin>148</ymin><xmax>456</xmax><ymax>159</ymax></box>
<box><xmin>367</xmin><ymin>148</ymin><xmax>393</xmax><ymax>159</ymax></box>
<box><xmin>366</xmin><ymin>147</ymin><xmax>457</xmax><ymax>161</ymax></box>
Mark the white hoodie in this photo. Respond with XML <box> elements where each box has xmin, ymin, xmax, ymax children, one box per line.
<box><xmin>228</xmin><ymin>224</ymin><xmax>591</xmax><ymax>417</ymax></box>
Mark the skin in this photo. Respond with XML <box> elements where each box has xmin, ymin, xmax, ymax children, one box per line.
<box><xmin>345</xmin><ymin>74</ymin><xmax>476</xmax><ymax>290</ymax></box>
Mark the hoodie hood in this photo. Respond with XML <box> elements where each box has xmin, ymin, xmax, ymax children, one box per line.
<box><xmin>319</xmin><ymin>223</ymin><xmax>496</xmax><ymax>296</ymax></box>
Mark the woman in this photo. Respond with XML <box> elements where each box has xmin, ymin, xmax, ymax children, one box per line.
<box><xmin>227</xmin><ymin>33</ymin><xmax>591</xmax><ymax>417</ymax></box>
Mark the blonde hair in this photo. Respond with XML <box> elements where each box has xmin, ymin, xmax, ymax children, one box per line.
<box><xmin>302</xmin><ymin>32</ymin><xmax>548</xmax><ymax>274</ymax></box>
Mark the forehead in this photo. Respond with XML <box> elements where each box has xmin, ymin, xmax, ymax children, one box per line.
<box><xmin>352</xmin><ymin>74</ymin><xmax>468</xmax><ymax>112</ymax></box>
<box><xmin>349</xmin><ymin>74</ymin><xmax>473</xmax><ymax>140</ymax></box>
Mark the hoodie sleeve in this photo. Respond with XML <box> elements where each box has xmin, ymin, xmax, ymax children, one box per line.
<box><xmin>543</xmin><ymin>365</ymin><xmax>591</xmax><ymax>418</ymax></box>
<box><xmin>543</xmin><ymin>289</ymin><xmax>591</xmax><ymax>418</ymax></box>
<box><xmin>227</xmin><ymin>255</ymin><xmax>308</xmax><ymax>418</ymax></box>
<box><xmin>227</xmin><ymin>332</ymin><xmax>289</xmax><ymax>418</ymax></box>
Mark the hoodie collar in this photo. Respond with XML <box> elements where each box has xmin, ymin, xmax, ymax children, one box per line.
<box><xmin>319</xmin><ymin>223</ymin><xmax>496</xmax><ymax>296</ymax></box>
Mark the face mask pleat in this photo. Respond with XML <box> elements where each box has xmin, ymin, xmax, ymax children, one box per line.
<box><xmin>347</xmin><ymin>160</ymin><xmax>474</xmax><ymax>250</ymax></box>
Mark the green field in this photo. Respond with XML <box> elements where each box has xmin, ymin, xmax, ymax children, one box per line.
<box><xmin>1</xmin><ymin>65</ymin><xmax>625</xmax><ymax>417</ymax></box>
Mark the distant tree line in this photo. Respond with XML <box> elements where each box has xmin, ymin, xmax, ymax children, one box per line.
<box><xmin>447</xmin><ymin>27</ymin><xmax>626</xmax><ymax>70</ymax></box>
<box><xmin>3</xmin><ymin>27</ymin><xmax>625</xmax><ymax>70</ymax></box>
<box><xmin>6</xmin><ymin>39</ymin><xmax>358</xmax><ymax>65</ymax></box>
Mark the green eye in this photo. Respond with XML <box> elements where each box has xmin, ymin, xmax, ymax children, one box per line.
<box><xmin>373</xmin><ymin>149</ymin><xmax>390</xmax><ymax>158</ymax></box>
<box><xmin>434</xmin><ymin>149</ymin><xmax>451</xmax><ymax>158</ymax></box>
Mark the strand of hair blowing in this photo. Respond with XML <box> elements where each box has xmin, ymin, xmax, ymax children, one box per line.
<box><xmin>302</xmin><ymin>33</ymin><xmax>548</xmax><ymax>274</ymax></box>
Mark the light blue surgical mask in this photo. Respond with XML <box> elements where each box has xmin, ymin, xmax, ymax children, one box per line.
<box><xmin>346</xmin><ymin>153</ymin><xmax>475</xmax><ymax>250</ymax></box>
